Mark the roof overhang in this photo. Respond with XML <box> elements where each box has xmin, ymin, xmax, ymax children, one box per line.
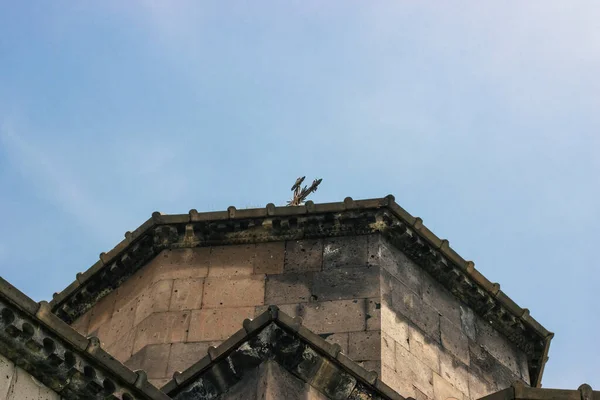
<box><xmin>48</xmin><ymin>196</ymin><xmax>554</xmax><ymax>387</ymax></box>
<box><xmin>0</xmin><ymin>277</ymin><xmax>169</xmax><ymax>400</ymax></box>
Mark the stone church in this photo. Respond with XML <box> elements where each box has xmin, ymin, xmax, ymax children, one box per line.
<box><xmin>0</xmin><ymin>196</ymin><xmax>595</xmax><ymax>399</ymax></box>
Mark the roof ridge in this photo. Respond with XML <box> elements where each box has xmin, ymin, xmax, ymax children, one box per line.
<box><xmin>0</xmin><ymin>277</ymin><xmax>169</xmax><ymax>400</ymax></box>
<box><xmin>162</xmin><ymin>305</ymin><xmax>405</xmax><ymax>400</ymax></box>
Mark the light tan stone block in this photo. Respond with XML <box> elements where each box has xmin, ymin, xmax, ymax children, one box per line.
<box><xmin>0</xmin><ymin>354</ymin><xmax>14</xmax><ymax>399</ymax></box>
<box><xmin>88</xmin><ymin>291</ymin><xmax>116</xmax><ymax>335</ymax></box>
<box><xmin>349</xmin><ymin>330</ymin><xmax>381</xmax><ymax>361</ymax></box>
<box><xmin>254</xmin><ymin>242</ymin><xmax>285</xmax><ymax>274</ymax></box>
<box><xmin>70</xmin><ymin>310</ymin><xmax>91</xmax><ymax>336</ymax></box>
<box><xmin>409</xmin><ymin>325</ymin><xmax>441</xmax><ymax>373</ymax></box>
<box><xmin>395</xmin><ymin>342</ymin><xmax>434</xmax><ymax>398</ymax></box>
<box><xmin>133</xmin><ymin>311</ymin><xmax>191</xmax><ymax>353</ymax></box>
<box><xmin>104</xmin><ymin>327</ymin><xmax>136</xmax><ymax>364</ymax></box>
<box><xmin>366</xmin><ymin>298</ymin><xmax>381</xmax><ymax>331</ymax></box>
<box><xmin>135</xmin><ymin>279</ymin><xmax>173</xmax><ymax>325</ymax></box>
<box><xmin>114</xmin><ymin>248</ymin><xmax>209</xmax><ymax>311</ymax></box>
<box><xmin>380</xmin><ymin>302</ymin><xmax>409</xmax><ymax>350</ymax></box>
<box><xmin>433</xmin><ymin>372</ymin><xmax>465</xmax><ymax>400</ymax></box>
<box><xmin>381</xmin><ymin>332</ymin><xmax>396</xmax><ymax>369</ymax></box>
<box><xmin>301</xmin><ymin>300</ymin><xmax>366</xmax><ymax>334</ymax></box>
<box><xmin>322</xmin><ymin>332</ymin><xmax>348</xmax><ymax>355</ymax></box>
<box><xmin>209</xmin><ymin>244</ymin><xmax>255</xmax><ymax>277</ymax></box>
<box><xmin>284</xmin><ymin>240</ymin><xmax>323</xmax><ymax>273</ymax></box>
<box><xmin>167</xmin><ymin>341</ymin><xmax>220</xmax><ymax>376</ymax></box>
<box><xmin>203</xmin><ymin>276</ymin><xmax>265</xmax><ymax>308</ymax></box>
<box><xmin>188</xmin><ymin>307</ymin><xmax>254</xmax><ymax>341</ymax></box>
<box><xmin>170</xmin><ymin>278</ymin><xmax>204</xmax><ymax>311</ymax></box>
<box><xmin>439</xmin><ymin>351</ymin><xmax>469</xmax><ymax>397</ymax></box>
<box><xmin>98</xmin><ymin>298</ymin><xmax>136</xmax><ymax>347</ymax></box>
<box><xmin>475</xmin><ymin>318</ymin><xmax>520</xmax><ymax>376</ymax></box>
<box><xmin>125</xmin><ymin>343</ymin><xmax>171</xmax><ymax>379</ymax></box>
<box><xmin>381</xmin><ymin>364</ymin><xmax>415</xmax><ymax>399</ymax></box>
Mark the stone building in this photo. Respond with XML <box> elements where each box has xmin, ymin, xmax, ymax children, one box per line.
<box><xmin>0</xmin><ymin>196</ymin><xmax>596</xmax><ymax>400</ymax></box>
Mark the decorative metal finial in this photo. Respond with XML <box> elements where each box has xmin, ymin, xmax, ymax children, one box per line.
<box><xmin>287</xmin><ymin>176</ymin><xmax>322</xmax><ymax>206</ymax></box>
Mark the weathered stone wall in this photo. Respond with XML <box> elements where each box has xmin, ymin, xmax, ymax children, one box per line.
<box><xmin>70</xmin><ymin>234</ymin><xmax>530</xmax><ymax>398</ymax></box>
<box><xmin>0</xmin><ymin>353</ymin><xmax>61</xmax><ymax>400</ymax></box>
<box><xmin>70</xmin><ymin>238</ymin><xmax>376</xmax><ymax>389</ymax></box>
<box><xmin>370</xmin><ymin>235</ymin><xmax>530</xmax><ymax>400</ymax></box>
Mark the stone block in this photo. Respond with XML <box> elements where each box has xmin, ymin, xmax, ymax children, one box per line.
<box><xmin>323</xmin><ymin>236</ymin><xmax>368</xmax><ymax>269</ymax></box>
<box><xmin>203</xmin><ymin>276</ymin><xmax>265</xmax><ymax>308</ymax></box>
<box><xmin>284</xmin><ymin>240</ymin><xmax>323</xmax><ymax>273</ymax></box>
<box><xmin>433</xmin><ymin>372</ymin><xmax>465</xmax><ymax>400</ymax></box>
<box><xmin>408</xmin><ymin>325</ymin><xmax>440</xmax><ymax>373</ymax></box>
<box><xmin>439</xmin><ymin>351</ymin><xmax>470</xmax><ymax>396</ymax></box>
<box><xmin>0</xmin><ymin>354</ymin><xmax>14</xmax><ymax>399</ymax></box>
<box><xmin>320</xmin><ymin>332</ymin><xmax>349</xmax><ymax>355</ymax></box>
<box><xmin>395</xmin><ymin>344</ymin><xmax>434</xmax><ymax>398</ymax></box>
<box><xmin>5</xmin><ymin>367</ymin><xmax>55</xmax><ymax>400</ymax></box>
<box><xmin>125</xmin><ymin>343</ymin><xmax>171</xmax><ymax>379</ymax></box>
<box><xmin>441</xmin><ymin>317</ymin><xmax>470</xmax><ymax>366</ymax></box>
<box><xmin>381</xmin><ymin>332</ymin><xmax>396</xmax><ymax>369</ymax></box>
<box><xmin>135</xmin><ymin>279</ymin><xmax>173</xmax><ymax>325</ymax></box>
<box><xmin>468</xmin><ymin>371</ymin><xmax>496</xmax><ymax>400</ymax></box>
<box><xmin>70</xmin><ymin>310</ymin><xmax>91</xmax><ymax>336</ymax></box>
<box><xmin>254</xmin><ymin>242</ymin><xmax>285</xmax><ymax>274</ymax></box>
<box><xmin>133</xmin><ymin>311</ymin><xmax>191</xmax><ymax>353</ymax></box>
<box><xmin>381</xmin><ymin>364</ymin><xmax>415</xmax><ymax>399</ymax></box>
<box><xmin>369</xmin><ymin>235</ymin><xmax>424</xmax><ymax>296</ymax></box>
<box><xmin>209</xmin><ymin>244</ymin><xmax>255</xmax><ymax>277</ymax></box>
<box><xmin>459</xmin><ymin>306</ymin><xmax>477</xmax><ymax>342</ymax></box>
<box><xmin>98</xmin><ymin>297</ymin><xmax>136</xmax><ymax>347</ymax></box>
<box><xmin>475</xmin><ymin>317</ymin><xmax>520</xmax><ymax>375</ymax></box>
<box><xmin>88</xmin><ymin>291</ymin><xmax>116</xmax><ymax>334</ymax></box>
<box><xmin>105</xmin><ymin>327</ymin><xmax>135</xmax><ymax>363</ymax></box>
<box><xmin>366</xmin><ymin>298</ymin><xmax>381</xmax><ymax>331</ymax></box>
<box><xmin>358</xmin><ymin>361</ymin><xmax>381</xmax><ymax>375</ymax></box>
<box><xmin>423</xmin><ymin>279</ymin><xmax>461</xmax><ymax>328</ymax></box>
<box><xmin>169</xmin><ymin>278</ymin><xmax>204</xmax><ymax>311</ymax></box>
<box><xmin>188</xmin><ymin>307</ymin><xmax>254</xmax><ymax>341</ymax></box>
<box><xmin>390</xmin><ymin>276</ymin><xmax>440</xmax><ymax>342</ymax></box>
<box><xmin>348</xmin><ymin>331</ymin><xmax>381</xmax><ymax>361</ymax></box>
<box><xmin>312</xmin><ymin>267</ymin><xmax>380</xmax><ymax>302</ymax></box>
<box><xmin>265</xmin><ymin>272</ymin><xmax>312</xmax><ymax>304</ymax></box>
<box><xmin>380</xmin><ymin>302</ymin><xmax>409</xmax><ymax>350</ymax></box>
<box><xmin>301</xmin><ymin>300</ymin><xmax>366</xmax><ymax>334</ymax></box>
<box><xmin>114</xmin><ymin>248</ymin><xmax>209</xmax><ymax>310</ymax></box>
<box><xmin>167</xmin><ymin>341</ymin><xmax>220</xmax><ymax>376</ymax></box>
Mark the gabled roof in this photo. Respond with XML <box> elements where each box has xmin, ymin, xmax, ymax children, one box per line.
<box><xmin>480</xmin><ymin>382</ymin><xmax>598</xmax><ymax>400</ymax></box>
<box><xmin>0</xmin><ymin>277</ymin><xmax>169</xmax><ymax>400</ymax></box>
<box><xmin>161</xmin><ymin>305</ymin><xmax>404</xmax><ymax>400</ymax></box>
<box><xmin>48</xmin><ymin>196</ymin><xmax>553</xmax><ymax>387</ymax></box>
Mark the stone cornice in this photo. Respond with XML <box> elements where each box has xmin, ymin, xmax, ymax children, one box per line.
<box><xmin>0</xmin><ymin>277</ymin><xmax>169</xmax><ymax>400</ymax></box>
<box><xmin>163</xmin><ymin>306</ymin><xmax>404</xmax><ymax>400</ymax></box>
<box><xmin>48</xmin><ymin>195</ymin><xmax>553</xmax><ymax>388</ymax></box>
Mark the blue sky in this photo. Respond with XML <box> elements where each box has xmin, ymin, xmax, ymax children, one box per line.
<box><xmin>0</xmin><ymin>1</ymin><xmax>598</xmax><ymax>389</ymax></box>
